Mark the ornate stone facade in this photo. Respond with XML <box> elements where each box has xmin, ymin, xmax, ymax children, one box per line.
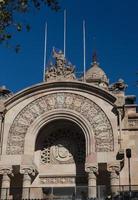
<box><xmin>6</xmin><ymin>92</ymin><xmax>113</xmax><ymax>155</ymax></box>
<box><xmin>40</xmin><ymin>125</ymin><xmax>85</xmax><ymax>164</ymax></box>
<box><xmin>0</xmin><ymin>51</ymin><xmax>138</xmax><ymax>199</ymax></box>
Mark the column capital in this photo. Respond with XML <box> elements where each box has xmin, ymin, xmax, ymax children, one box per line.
<box><xmin>107</xmin><ymin>162</ymin><xmax>120</xmax><ymax>173</ymax></box>
<box><xmin>85</xmin><ymin>163</ymin><xmax>98</xmax><ymax>198</ymax></box>
<box><xmin>0</xmin><ymin>166</ymin><xmax>13</xmax><ymax>176</ymax></box>
<box><xmin>85</xmin><ymin>163</ymin><xmax>98</xmax><ymax>175</ymax></box>
<box><xmin>20</xmin><ymin>165</ymin><xmax>37</xmax><ymax>176</ymax></box>
<box><xmin>107</xmin><ymin>162</ymin><xmax>120</xmax><ymax>195</ymax></box>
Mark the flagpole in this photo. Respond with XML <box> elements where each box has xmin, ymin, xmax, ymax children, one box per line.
<box><xmin>64</xmin><ymin>9</ymin><xmax>66</xmax><ymax>57</ymax></box>
<box><xmin>83</xmin><ymin>20</ymin><xmax>86</xmax><ymax>82</ymax></box>
<box><xmin>43</xmin><ymin>22</ymin><xmax>47</xmax><ymax>82</ymax></box>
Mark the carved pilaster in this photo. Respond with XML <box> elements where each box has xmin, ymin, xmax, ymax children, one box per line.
<box><xmin>85</xmin><ymin>164</ymin><xmax>98</xmax><ymax>199</ymax></box>
<box><xmin>0</xmin><ymin>166</ymin><xmax>13</xmax><ymax>199</ymax></box>
<box><xmin>107</xmin><ymin>162</ymin><xmax>120</xmax><ymax>196</ymax></box>
<box><xmin>20</xmin><ymin>166</ymin><xmax>36</xmax><ymax>199</ymax></box>
<box><xmin>117</xmin><ymin>107</ymin><xmax>124</xmax><ymax>149</ymax></box>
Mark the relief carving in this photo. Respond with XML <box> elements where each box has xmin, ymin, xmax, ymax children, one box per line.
<box><xmin>40</xmin><ymin>129</ymin><xmax>82</xmax><ymax>164</ymax></box>
<box><xmin>45</xmin><ymin>49</ymin><xmax>76</xmax><ymax>81</ymax></box>
<box><xmin>40</xmin><ymin>177</ymin><xmax>75</xmax><ymax>184</ymax></box>
<box><xmin>6</xmin><ymin>93</ymin><xmax>113</xmax><ymax>154</ymax></box>
<box><xmin>51</xmin><ymin>144</ymin><xmax>73</xmax><ymax>162</ymax></box>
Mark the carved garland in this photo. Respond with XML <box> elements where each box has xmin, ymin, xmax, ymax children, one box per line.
<box><xmin>6</xmin><ymin>92</ymin><xmax>113</xmax><ymax>154</ymax></box>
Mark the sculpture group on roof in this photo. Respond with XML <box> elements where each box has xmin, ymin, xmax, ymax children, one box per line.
<box><xmin>45</xmin><ymin>48</ymin><xmax>76</xmax><ymax>81</ymax></box>
<box><xmin>44</xmin><ymin>48</ymin><xmax>128</xmax><ymax>93</ymax></box>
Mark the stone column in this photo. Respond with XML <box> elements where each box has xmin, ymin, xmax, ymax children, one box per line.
<box><xmin>85</xmin><ymin>165</ymin><xmax>98</xmax><ymax>199</ymax></box>
<box><xmin>20</xmin><ymin>166</ymin><xmax>36</xmax><ymax>199</ymax></box>
<box><xmin>107</xmin><ymin>163</ymin><xmax>120</xmax><ymax>197</ymax></box>
<box><xmin>0</xmin><ymin>167</ymin><xmax>13</xmax><ymax>199</ymax></box>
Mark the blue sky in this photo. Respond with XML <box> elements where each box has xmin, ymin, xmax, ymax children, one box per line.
<box><xmin>0</xmin><ymin>0</ymin><xmax>138</xmax><ymax>100</ymax></box>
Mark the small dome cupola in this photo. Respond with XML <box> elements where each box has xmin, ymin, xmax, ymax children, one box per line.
<box><xmin>85</xmin><ymin>52</ymin><xmax>109</xmax><ymax>89</ymax></box>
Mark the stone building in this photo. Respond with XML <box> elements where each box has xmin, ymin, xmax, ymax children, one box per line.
<box><xmin>0</xmin><ymin>49</ymin><xmax>138</xmax><ymax>199</ymax></box>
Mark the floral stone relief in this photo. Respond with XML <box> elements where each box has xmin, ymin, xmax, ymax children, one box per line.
<box><xmin>6</xmin><ymin>92</ymin><xmax>114</xmax><ymax>154</ymax></box>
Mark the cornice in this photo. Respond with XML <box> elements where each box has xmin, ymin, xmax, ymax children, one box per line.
<box><xmin>5</xmin><ymin>81</ymin><xmax>116</xmax><ymax>109</ymax></box>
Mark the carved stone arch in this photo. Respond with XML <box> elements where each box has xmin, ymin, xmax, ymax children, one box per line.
<box><xmin>24</xmin><ymin>110</ymin><xmax>94</xmax><ymax>156</ymax></box>
<box><xmin>6</xmin><ymin>92</ymin><xmax>114</xmax><ymax>155</ymax></box>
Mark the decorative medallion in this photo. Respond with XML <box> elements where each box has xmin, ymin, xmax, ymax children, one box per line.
<box><xmin>40</xmin><ymin>130</ymin><xmax>81</xmax><ymax>164</ymax></box>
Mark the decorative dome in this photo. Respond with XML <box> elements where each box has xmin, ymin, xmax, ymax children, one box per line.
<box><xmin>85</xmin><ymin>52</ymin><xmax>109</xmax><ymax>89</ymax></box>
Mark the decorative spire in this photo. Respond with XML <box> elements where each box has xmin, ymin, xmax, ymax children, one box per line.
<box><xmin>84</xmin><ymin>51</ymin><xmax>109</xmax><ymax>89</ymax></box>
<box><xmin>92</xmin><ymin>51</ymin><xmax>98</xmax><ymax>64</ymax></box>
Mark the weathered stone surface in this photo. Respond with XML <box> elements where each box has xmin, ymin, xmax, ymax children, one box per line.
<box><xmin>45</xmin><ymin>49</ymin><xmax>76</xmax><ymax>81</ymax></box>
<box><xmin>6</xmin><ymin>92</ymin><xmax>114</xmax><ymax>155</ymax></box>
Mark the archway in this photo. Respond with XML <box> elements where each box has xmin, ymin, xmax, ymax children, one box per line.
<box><xmin>6</xmin><ymin>92</ymin><xmax>114</xmax><ymax>155</ymax></box>
<box><xmin>35</xmin><ymin>119</ymin><xmax>87</xmax><ymax>198</ymax></box>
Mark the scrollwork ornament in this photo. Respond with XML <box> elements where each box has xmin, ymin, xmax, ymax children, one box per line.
<box><xmin>85</xmin><ymin>164</ymin><xmax>98</xmax><ymax>175</ymax></box>
<box><xmin>0</xmin><ymin>166</ymin><xmax>13</xmax><ymax>176</ymax></box>
<box><xmin>20</xmin><ymin>166</ymin><xmax>36</xmax><ymax>176</ymax></box>
<box><xmin>107</xmin><ymin>162</ymin><xmax>120</xmax><ymax>176</ymax></box>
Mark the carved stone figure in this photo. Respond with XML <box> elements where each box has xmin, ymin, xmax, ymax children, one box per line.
<box><xmin>109</xmin><ymin>79</ymin><xmax>128</xmax><ymax>92</ymax></box>
<box><xmin>45</xmin><ymin>49</ymin><xmax>76</xmax><ymax>81</ymax></box>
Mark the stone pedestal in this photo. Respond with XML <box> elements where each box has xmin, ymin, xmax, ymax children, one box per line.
<box><xmin>0</xmin><ymin>167</ymin><xmax>12</xmax><ymax>200</ymax></box>
<box><xmin>107</xmin><ymin>162</ymin><xmax>120</xmax><ymax>197</ymax></box>
<box><xmin>85</xmin><ymin>165</ymin><xmax>98</xmax><ymax>199</ymax></box>
<box><xmin>20</xmin><ymin>166</ymin><xmax>36</xmax><ymax>199</ymax></box>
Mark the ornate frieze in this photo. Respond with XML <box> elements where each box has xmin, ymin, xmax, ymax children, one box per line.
<box><xmin>6</xmin><ymin>92</ymin><xmax>113</xmax><ymax>154</ymax></box>
<box><xmin>40</xmin><ymin>176</ymin><xmax>75</xmax><ymax>184</ymax></box>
